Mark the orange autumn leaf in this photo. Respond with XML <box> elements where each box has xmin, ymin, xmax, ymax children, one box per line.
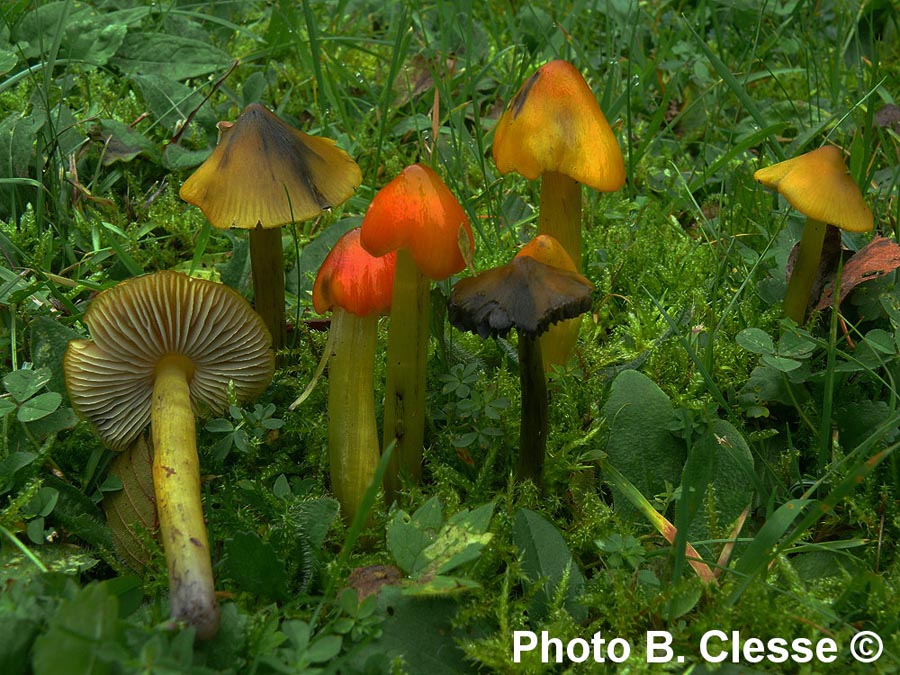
<box><xmin>816</xmin><ymin>236</ymin><xmax>900</xmax><ymax>310</ymax></box>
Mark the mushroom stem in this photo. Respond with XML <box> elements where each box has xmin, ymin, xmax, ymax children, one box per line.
<box><xmin>783</xmin><ymin>217</ymin><xmax>827</xmax><ymax>324</ymax></box>
<box><xmin>151</xmin><ymin>356</ymin><xmax>219</xmax><ymax>640</ymax></box>
<box><xmin>250</xmin><ymin>227</ymin><xmax>287</xmax><ymax>352</ymax></box>
<box><xmin>539</xmin><ymin>171</ymin><xmax>583</xmax><ymax>270</ymax></box>
<box><xmin>383</xmin><ymin>249</ymin><xmax>430</xmax><ymax>498</ymax></box>
<box><xmin>538</xmin><ymin>171</ymin><xmax>584</xmax><ymax>369</ymax></box>
<box><xmin>328</xmin><ymin>308</ymin><xmax>381</xmax><ymax>521</ymax></box>
<box><xmin>516</xmin><ymin>332</ymin><xmax>548</xmax><ymax>486</ymax></box>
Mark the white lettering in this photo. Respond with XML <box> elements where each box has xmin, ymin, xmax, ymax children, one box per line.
<box><xmin>513</xmin><ymin>631</ymin><xmax>536</xmax><ymax>663</ymax></box>
<box><xmin>647</xmin><ymin>631</ymin><xmax>673</xmax><ymax>663</ymax></box>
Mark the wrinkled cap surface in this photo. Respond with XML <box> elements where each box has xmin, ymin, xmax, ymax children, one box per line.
<box><xmin>753</xmin><ymin>145</ymin><xmax>873</xmax><ymax>233</ymax></box>
<box><xmin>180</xmin><ymin>103</ymin><xmax>362</xmax><ymax>229</ymax></box>
<box><xmin>492</xmin><ymin>60</ymin><xmax>625</xmax><ymax>192</ymax></box>
<box><xmin>359</xmin><ymin>163</ymin><xmax>473</xmax><ymax>280</ymax></box>
<box><xmin>64</xmin><ymin>271</ymin><xmax>274</xmax><ymax>451</ymax></box>
<box><xmin>313</xmin><ymin>227</ymin><xmax>396</xmax><ymax>317</ymax></box>
<box><xmin>448</xmin><ymin>255</ymin><xmax>593</xmax><ymax>339</ymax></box>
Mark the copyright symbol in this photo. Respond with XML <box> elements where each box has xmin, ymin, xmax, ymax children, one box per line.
<box><xmin>850</xmin><ymin>631</ymin><xmax>883</xmax><ymax>663</ymax></box>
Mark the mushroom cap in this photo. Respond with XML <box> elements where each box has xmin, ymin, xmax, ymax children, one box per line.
<box><xmin>359</xmin><ymin>163</ymin><xmax>474</xmax><ymax>281</ymax></box>
<box><xmin>448</xmin><ymin>253</ymin><xmax>593</xmax><ymax>340</ymax></box>
<box><xmin>515</xmin><ymin>233</ymin><xmax>578</xmax><ymax>272</ymax></box>
<box><xmin>492</xmin><ymin>60</ymin><xmax>625</xmax><ymax>192</ymax></box>
<box><xmin>64</xmin><ymin>271</ymin><xmax>274</xmax><ymax>451</ymax></box>
<box><xmin>313</xmin><ymin>227</ymin><xmax>396</xmax><ymax>317</ymax></box>
<box><xmin>753</xmin><ymin>145</ymin><xmax>873</xmax><ymax>233</ymax></box>
<box><xmin>179</xmin><ymin>103</ymin><xmax>362</xmax><ymax>230</ymax></box>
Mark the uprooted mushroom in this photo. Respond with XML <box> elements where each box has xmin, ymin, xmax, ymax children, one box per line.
<box><xmin>65</xmin><ymin>271</ymin><xmax>274</xmax><ymax>639</ymax></box>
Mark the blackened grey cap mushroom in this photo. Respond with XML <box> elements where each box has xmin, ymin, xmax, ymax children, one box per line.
<box><xmin>448</xmin><ymin>255</ymin><xmax>593</xmax><ymax>340</ymax></box>
<box><xmin>448</xmin><ymin>250</ymin><xmax>593</xmax><ymax>486</ymax></box>
<box><xmin>64</xmin><ymin>270</ymin><xmax>274</xmax><ymax>449</ymax></box>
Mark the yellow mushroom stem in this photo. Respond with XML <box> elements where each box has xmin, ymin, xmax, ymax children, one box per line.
<box><xmin>538</xmin><ymin>170</ymin><xmax>584</xmax><ymax>370</ymax></box>
<box><xmin>382</xmin><ymin>248</ymin><xmax>430</xmax><ymax>499</ymax></box>
<box><xmin>250</xmin><ymin>227</ymin><xmax>287</xmax><ymax>353</ymax></box>
<box><xmin>151</xmin><ymin>355</ymin><xmax>219</xmax><ymax>640</ymax></box>
<box><xmin>328</xmin><ymin>308</ymin><xmax>381</xmax><ymax>521</ymax></box>
<box><xmin>783</xmin><ymin>217</ymin><xmax>827</xmax><ymax>324</ymax></box>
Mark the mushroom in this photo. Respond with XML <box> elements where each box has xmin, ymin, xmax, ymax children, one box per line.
<box><xmin>311</xmin><ymin>227</ymin><xmax>396</xmax><ymax>521</ymax></box>
<box><xmin>64</xmin><ymin>271</ymin><xmax>274</xmax><ymax>639</ymax></box>
<box><xmin>180</xmin><ymin>103</ymin><xmax>362</xmax><ymax>350</ymax></box>
<box><xmin>359</xmin><ymin>163</ymin><xmax>473</xmax><ymax>497</ymax></box>
<box><xmin>448</xmin><ymin>235</ymin><xmax>593</xmax><ymax>485</ymax></box>
<box><xmin>754</xmin><ymin>145</ymin><xmax>873</xmax><ymax>323</ymax></box>
<box><xmin>492</xmin><ymin>60</ymin><xmax>625</xmax><ymax>370</ymax></box>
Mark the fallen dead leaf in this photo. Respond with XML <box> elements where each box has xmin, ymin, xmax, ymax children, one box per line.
<box><xmin>816</xmin><ymin>236</ymin><xmax>900</xmax><ymax>310</ymax></box>
<box><xmin>346</xmin><ymin>564</ymin><xmax>403</xmax><ymax>601</ymax></box>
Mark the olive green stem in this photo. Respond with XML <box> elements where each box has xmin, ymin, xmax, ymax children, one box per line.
<box><xmin>539</xmin><ymin>171</ymin><xmax>583</xmax><ymax>369</ymax></box>
<box><xmin>516</xmin><ymin>332</ymin><xmax>548</xmax><ymax>486</ymax></box>
<box><xmin>152</xmin><ymin>356</ymin><xmax>219</xmax><ymax>640</ymax></box>
<box><xmin>250</xmin><ymin>226</ymin><xmax>286</xmax><ymax>352</ymax></box>
<box><xmin>328</xmin><ymin>308</ymin><xmax>381</xmax><ymax>522</ymax></box>
<box><xmin>382</xmin><ymin>249</ymin><xmax>430</xmax><ymax>499</ymax></box>
<box><xmin>783</xmin><ymin>217</ymin><xmax>826</xmax><ymax>324</ymax></box>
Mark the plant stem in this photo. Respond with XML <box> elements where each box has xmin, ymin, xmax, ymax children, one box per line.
<box><xmin>516</xmin><ymin>332</ymin><xmax>548</xmax><ymax>485</ymax></box>
<box><xmin>250</xmin><ymin>226</ymin><xmax>286</xmax><ymax>352</ymax></box>
<box><xmin>152</xmin><ymin>356</ymin><xmax>219</xmax><ymax>640</ymax></box>
<box><xmin>328</xmin><ymin>309</ymin><xmax>381</xmax><ymax>522</ymax></box>
<box><xmin>539</xmin><ymin>171</ymin><xmax>583</xmax><ymax>369</ymax></box>
<box><xmin>382</xmin><ymin>249</ymin><xmax>430</xmax><ymax>498</ymax></box>
<box><xmin>783</xmin><ymin>217</ymin><xmax>826</xmax><ymax>324</ymax></box>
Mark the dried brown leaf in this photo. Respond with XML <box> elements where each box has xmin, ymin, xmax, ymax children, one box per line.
<box><xmin>816</xmin><ymin>236</ymin><xmax>900</xmax><ymax>310</ymax></box>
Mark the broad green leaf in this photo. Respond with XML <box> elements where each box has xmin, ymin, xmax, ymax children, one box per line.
<box><xmin>306</xmin><ymin>634</ymin><xmax>342</xmax><ymax>663</ymax></box>
<box><xmin>685</xmin><ymin>421</ymin><xmax>755</xmax><ymax>557</ymax></box>
<box><xmin>513</xmin><ymin>508</ymin><xmax>587</xmax><ymax>622</ymax></box>
<box><xmin>0</xmin><ymin>398</ymin><xmax>15</xmax><ymax>417</ymax></box>
<box><xmin>26</xmin><ymin>517</ymin><xmax>46</xmax><ymax>545</ymax></box>
<box><xmin>217</xmin><ymin>232</ymin><xmax>252</xmax><ymax>294</ymax></box>
<box><xmin>0</xmin><ymin>49</ymin><xmax>16</xmax><ymax>76</ymax></box>
<box><xmin>30</xmin><ymin>316</ymin><xmax>81</xmax><ymax>394</ymax></box>
<box><xmin>776</xmin><ymin>330</ymin><xmax>816</xmax><ymax>359</ymax></box>
<box><xmin>4</xmin><ymin>368</ymin><xmax>51</xmax><ymax>403</ymax></box>
<box><xmin>94</xmin><ymin>119</ymin><xmax>157</xmax><ymax>165</ymax></box>
<box><xmin>23</xmin><ymin>407</ymin><xmax>79</xmax><ymax>438</ymax></box>
<box><xmin>0</xmin><ymin>452</ymin><xmax>38</xmax><ymax>493</ymax></box>
<box><xmin>760</xmin><ymin>353</ymin><xmax>802</xmax><ymax>372</ymax></box>
<box><xmin>603</xmin><ymin>370</ymin><xmax>686</xmax><ymax>519</ymax></box>
<box><xmin>26</xmin><ymin>487</ymin><xmax>59</xmax><ymax>518</ymax></box>
<box><xmin>735</xmin><ymin>327</ymin><xmax>775</xmax><ymax>355</ymax></box>
<box><xmin>32</xmin><ymin>583</ymin><xmax>121</xmax><ymax>675</ymax></box>
<box><xmin>413</xmin><ymin>501</ymin><xmax>494</xmax><ymax>578</ymax></box>
<box><xmin>111</xmin><ymin>33</ymin><xmax>231</xmax><ymax>80</ymax></box>
<box><xmin>402</xmin><ymin>575</ymin><xmax>481</xmax><ymax>597</ymax></box>
<box><xmin>131</xmin><ymin>73</ymin><xmax>218</xmax><ymax>133</ymax></box>
<box><xmin>205</xmin><ymin>418</ymin><xmax>234</xmax><ymax>433</ymax></box>
<box><xmin>386</xmin><ymin>496</ymin><xmax>443</xmax><ymax>575</ymax></box>
<box><xmin>348</xmin><ymin>586</ymin><xmax>468</xmax><ymax>674</ymax></box>
<box><xmin>161</xmin><ymin>142</ymin><xmax>211</xmax><ymax>170</ymax></box>
<box><xmin>17</xmin><ymin>392</ymin><xmax>62</xmax><ymax>422</ymax></box>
